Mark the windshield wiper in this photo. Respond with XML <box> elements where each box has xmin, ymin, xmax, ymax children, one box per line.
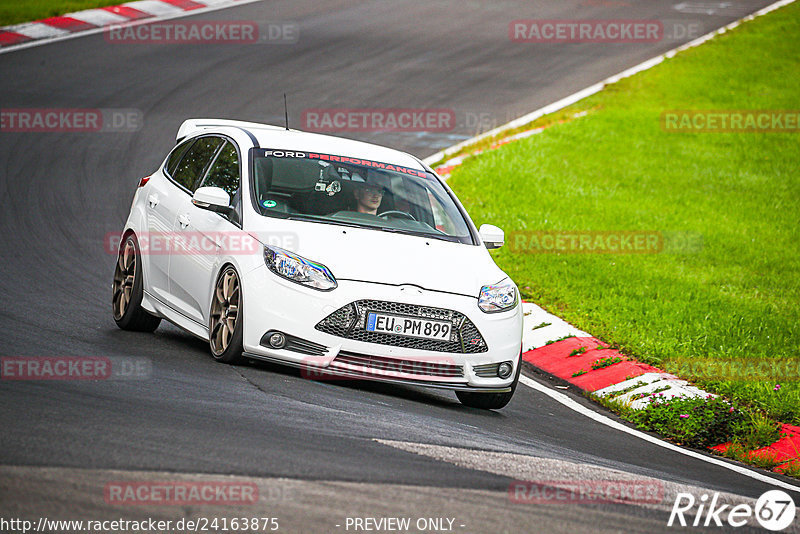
<box><xmin>375</xmin><ymin>226</ymin><xmax>460</xmax><ymax>242</ymax></box>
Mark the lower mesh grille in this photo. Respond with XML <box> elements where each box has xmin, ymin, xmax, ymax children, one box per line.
<box><xmin>334</xmin><ymin>351</ymin><xmax>464</xmax><ymax>378</ymax></box>
<box><xmin>315</xmin><ymin>300</ymin><xmax>488</xmax><ymax>354</ymax></box>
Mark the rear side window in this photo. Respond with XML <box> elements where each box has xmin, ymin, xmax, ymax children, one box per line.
<box><xmin>200</xmin><ymin>141</ymin><xmax>240</xmax><ymax>197</ymax></box>
<box><xmin>171</xmin><ymin>137</ymin><xmax>224</xmax><ymax>192</ymax></box>
<box><xmin>165</xmin><ymin>138</ymin><xmax>194</xmax><ymax>177</ymax></box>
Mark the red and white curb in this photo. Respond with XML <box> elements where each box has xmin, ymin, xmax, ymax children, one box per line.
<box><xmin>0</xmin><ymin>0</ymin><xmax>261</xmax><ymax>51</ymax></box>
<box><xmin>520</xmin><ymin>302</ymin><xmax>710</xmax><ymax>407</ymax></box>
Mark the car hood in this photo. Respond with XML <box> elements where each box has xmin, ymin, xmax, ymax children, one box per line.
<box><xmin>245</xmin><ymin>217</ymin><xmax>508</xmax><ymax>297</ymax></box>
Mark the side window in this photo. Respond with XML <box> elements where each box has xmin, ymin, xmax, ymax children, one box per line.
<box><xmin>200</xmin><ymin>141</ymin><xmax>240</xmax><ymax>197</ymax></box>
<box><xmin>165</xmin><ymin>138</ymin><xmax>194</xmax><ymax>177</ymax></box>
<box><xmin>171</xmin><ymin>137</ymin><xmax>224</xmax><ymax>192</ymax></box>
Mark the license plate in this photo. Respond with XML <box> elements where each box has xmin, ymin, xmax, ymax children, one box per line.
<box><xmin>366</xmin><ymin>312</ymin><xmax>451</xmax><ymax>341</ymax></box>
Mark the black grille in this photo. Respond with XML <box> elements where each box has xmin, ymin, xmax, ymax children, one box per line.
<box><xmin>315</xmin><ymin>300</ymin><xmax>488</xmax><ymax>353</ymax></box>
<box><xmin>334</xmin><ymin>351</ymin><xmax>464</xmax><ymax>378</ymax></box>
<box><xmin>472</xmin><ymin>362</ymin><xmax>500</xmax><ymax>378</ymax></box>
<box><xmin>260</xmin><ymin>332</ymin><xmax>328</xmax><ymax>356</ymax></box>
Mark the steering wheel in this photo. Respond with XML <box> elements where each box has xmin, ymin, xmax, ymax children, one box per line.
<box><xmin>378</xmin><ymin>210</ymin><xmax>416</xmax><ymax>221</ymax></box>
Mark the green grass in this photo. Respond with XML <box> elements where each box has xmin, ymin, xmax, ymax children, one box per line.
<box><xmin>0</xmin><ymin>0</ymin><xmax>123</xmax><ymax>26</ymax></box>
<box><xmin>568</xmin><ymin>346</ymin><xmax>587</xmax><ymax>357</ymax></box>
<box><xmin>593</xmin><ymin>392</ymin><xmax>786</xmax><ymax>473</ymax></box>
<box><xmin>779</xmin><ymin>461</ymin><xmax>800</xmax><ymax>477</ymax></box>
<box><xmin>591</xmin><ymin>356</ymin><xmax>623</xmax><ymax>370</ymax></box>
<box><xmin>450</xmin><ymin>4</ymin><xmax>800</xmax><ymax>423</ymax></box>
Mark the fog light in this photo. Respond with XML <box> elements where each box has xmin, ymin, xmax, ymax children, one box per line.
<box><xmin>497</xmin><ymin>362</ymin><xmax>513</xmax><ymax>379</ymax></box>
<box><xmin>268</xmin><ymin>332</ymin><xmax>286</xmax><ymax>349</ymax></box>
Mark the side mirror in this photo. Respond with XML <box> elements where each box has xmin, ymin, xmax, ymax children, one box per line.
<box><xmin>479</xmin><ymin>224</ymin><xmax>504</xmax><ymax>249</ymax></box>
<box><xmin>192</xmin><ymin>186</ymin><xmax>233</xmax><ymax>217</ymax></box>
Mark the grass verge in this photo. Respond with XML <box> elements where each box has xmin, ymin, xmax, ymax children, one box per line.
<box><xmin>591</xmin><ymin>392</ymin><xmax>784</xmax><ymax>462</ymax></box>
<box><xmin>0</xmin><ymin>0</ymin><xmax>124</xmax><ymax>26</ymax></box>
<box><xmin>449</xmin><ymin>5</ymin><xmax>800</xmax><ymax>432</ymax></box>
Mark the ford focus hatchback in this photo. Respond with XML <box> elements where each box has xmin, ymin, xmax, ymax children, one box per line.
<box><xmin>112</xmin><ymin>119</ymin><xmax>523</xmax><ymax>409</ymax></box>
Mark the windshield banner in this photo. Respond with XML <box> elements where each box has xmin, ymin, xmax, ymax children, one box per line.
<box><xmin>255</xmin><ymin>148</ymin><xmax>427</xmax><ymax>178</ymax></box>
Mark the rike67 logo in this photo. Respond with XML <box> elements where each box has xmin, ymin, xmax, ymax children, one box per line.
<box><xmin>669</xmin><ymin>490</ymin><xmax>796</xmax><ymax>531</ymax></box>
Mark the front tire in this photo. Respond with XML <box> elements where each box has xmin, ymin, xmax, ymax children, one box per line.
<box><xmin>112</xmin><ymin>233</ymin><xmax>161</xmax><ymax>332</ymax></box>
<box><xmin>456</xmin><ymin>351</ymin><xmax>522</xmax><ymax>410</ymax></box>
<box><xmin>209</xmin><ymin>265</ymin><xmax>244</xmax><ymax>364</ymax></box>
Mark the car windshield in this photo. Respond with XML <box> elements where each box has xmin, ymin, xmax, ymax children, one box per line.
<box><xmin>250</xmin><ymin>149</ymin><xmax>474</xmax><ymax>244</ymax></box>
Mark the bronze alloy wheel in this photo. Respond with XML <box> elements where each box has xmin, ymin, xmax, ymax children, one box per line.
<box><xmin>112</xmin><ymin>237</ymin><xmax>137</xmax><ymax>321</ymax></box>
<box><xmin>210</xmin><ymin>267</ymin><xmax>241</xmax><ymax>356</ymax></box>
<box><xmin>111</xmin><ymin>233</ymin><xmax>161</xmax><ymax>332</ymax></box>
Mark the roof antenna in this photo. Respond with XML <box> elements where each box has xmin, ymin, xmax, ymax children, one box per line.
<box><xmin>283</xmin><ymin>93</ymin><xmax>289</xmax><ymax>130</ymax></box>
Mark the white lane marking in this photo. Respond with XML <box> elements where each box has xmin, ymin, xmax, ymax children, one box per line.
<box><xmin>377</xmin><ymin>439</ymin><xmax>764</xmax><ymax>521</ymax></box>
<box><xmin>674</xmin><ymin>2</ymin><xmax>736</xmax><ymax>15</ymax></box>
<box><xmin>66</xmin><ymin>8</ymin><xmax>130</xmax><ymax>26</ymax></box>
<box><xmin>8</xmin><ymin>23</ymin><xmax>69</xmax><ymax>39</ymax></box>
<box><xmin>518</xmin><ymin>374</ymin><xmax>800</xmax><ymax>493</ymax></box>
<box><xmin>423</xmin><ymin>0</ymin><xmax>798</xmax><ymax>167</ymax></box>
<box><xmin>0</xmin><ymin>0</ymin><xmax>266</xmax><ymax>54</ymax></box>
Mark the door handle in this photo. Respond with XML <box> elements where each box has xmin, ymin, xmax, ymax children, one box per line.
<box><xmin>147</xmin><ymin>194</ymin><xmax>159</xmax><ymax>208</ymax></box>
<box><xmin>178</xmin><ymin>213</ymin><xmax>190</xmax><ymax>229</ymax></box>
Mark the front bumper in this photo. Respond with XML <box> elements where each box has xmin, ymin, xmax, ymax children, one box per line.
<box><xmin>241</xmin><ymin>266</ymin><xmax>523</xmax><ymax>390</ymax></box>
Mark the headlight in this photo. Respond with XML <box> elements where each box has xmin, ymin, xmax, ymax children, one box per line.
<box><xmin>263</xmin><ymin>246</ymin><xmax>337</xmax><ymax>291</ymax></box>
<box><xmin>478</xmin><ymin>279</ymin><xmax>518</xmax><ymax>313</ymax></box>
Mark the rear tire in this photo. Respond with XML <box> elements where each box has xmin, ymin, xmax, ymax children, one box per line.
<box><xmin>456</xmin><ymin>350</ymin><xmax>522</xmax><ymax>410</ymax></box>
<box><xmin>112</xmin><ymin>233</ymin><xmax>161</xmax><ymax>332</ymax></box>
<box><xmin>209</xmin><ymin>265</ymin><xmax>245</xmax><ymax>364</ymax></box>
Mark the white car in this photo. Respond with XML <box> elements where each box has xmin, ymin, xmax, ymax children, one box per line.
<box><xmin>113</xmin><ymin>119</ymin><xmax>523</xmax><ymax>409</ymax></box>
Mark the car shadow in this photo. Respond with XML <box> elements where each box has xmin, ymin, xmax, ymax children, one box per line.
<box><xmin>241</xmin><ymin>355</ymin><xmax>468</xmax><ymax>411</ymax></box>
<box><xmin>107</xmin><ymin>324</ymin><xmax>502</xmax><ymax>414</ymax></box>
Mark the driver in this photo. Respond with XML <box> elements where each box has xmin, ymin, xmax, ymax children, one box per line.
<box><xmin>352</xmin><ymin>170</ymin><xmax>390</xmax><ymax>215</ymax></box>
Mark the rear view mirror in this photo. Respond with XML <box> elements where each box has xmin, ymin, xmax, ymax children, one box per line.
<box><xmin>479</xmin><ymin>224</ymin><xmax>504</xmax><ymax>249</ymax></box>
<box><xmin>192</xmin><ymin>187</ymin><xmax>233</xmax><ymax>217</ymax></box>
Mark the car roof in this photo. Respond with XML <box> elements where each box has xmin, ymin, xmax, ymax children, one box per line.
<box><xmin>177</xmin><ymin>118</ymin><xmax>426</xmax><ymax>171</ymax></box>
